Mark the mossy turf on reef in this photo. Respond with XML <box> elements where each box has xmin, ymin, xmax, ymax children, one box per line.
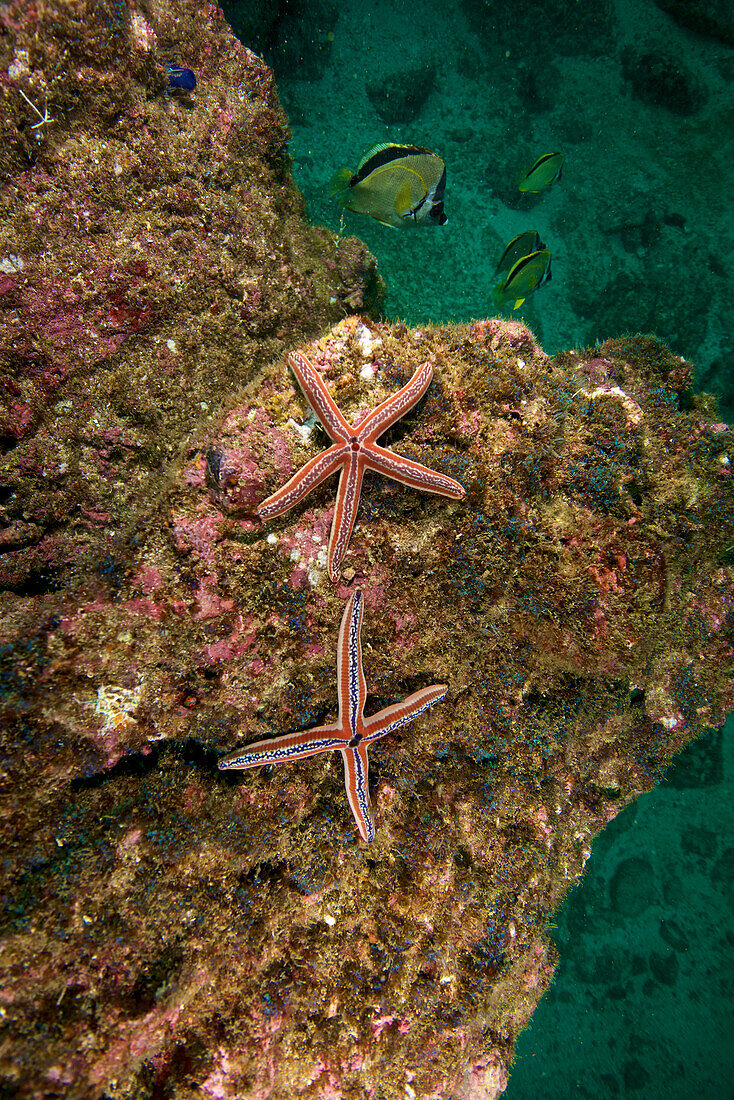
<box><xmin>1</xmin><ymin>1</ymin><xmax>733</xmax><ymax>1098</ymax></box>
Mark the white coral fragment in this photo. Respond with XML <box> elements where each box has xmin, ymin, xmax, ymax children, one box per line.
<box><xmin>586</xmin><ymin>385</ymin><xmax>643</xmax><ymax>425</ymax></box>
<box><xmin>354</xmin><ymin>322</ymin><xmax>382</xmax><ymax>358</ymax></box>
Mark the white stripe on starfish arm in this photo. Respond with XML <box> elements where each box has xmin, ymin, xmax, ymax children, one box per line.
<box><xmin>218</xmin><ymin>725</ymin><xmax>347</xmax><ymax>769</ymax></box>
<box><xmin>327</xmin><ymin>458</ymin><xmax>364</xmax><ymax>582</ymax></box>
<box><xmin>342</xmin><ymin>743</ymin><xmax>375</xmax><ymax>842</ymax></box>
<box><xmin>346</xmin><ymin>589</ymin><xmax>366</xmax><ymax>734</ymax></box>
<box><xmin>257</xmin><ymin>444</ymin><xmax>348</xmax><ymax>519</ymax></box>
<box><xmin>362</xmin><ymin>684</ymin><xmax>448</xmax><ymax>741</ymax></box>
<box><xmin>288</xmin><ymin>351</ymin><xmax>351</xmax><ymax>442</ymax></box>
<box><xmin>357</xmin><ymin>362</ymin><xmax>433</xmax><ymax>443</ymax></box>
<box><xmin>365</xmin><ymin>443</ymin><xmax>466</xmax><ymax>498</ymax></box>
<box><xmin>336</xmin><ymin>590</ymin><xmax>366</xmax><ymax>724</ymax></box>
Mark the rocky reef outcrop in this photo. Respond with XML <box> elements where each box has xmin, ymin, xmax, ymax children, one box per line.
<box><xmin>1</xmin><ymin>2</ymin><xmax>733</xmax><ymax>1099</ymax></box>
<box><xmin>0</xmin><ymin>0</ymin><xmax>382</xmax><ymax>596</ymax></box>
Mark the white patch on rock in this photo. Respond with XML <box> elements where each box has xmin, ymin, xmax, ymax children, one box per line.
<box><xmin>586</xmin><ymin>385</ymin><xmax>643</xmax><ymax>425</ymax></box>
<box><xmin>130</xmin><ymin>13</ymin><xmax>157</xmax><ymax>49</ymax></box>
<box><xmin>0</xmin><ymin>255</ymin><xmax>24</xmax><ymax>273</ymax></box>
<box><xmin>288</xmin><ymin>417</ymin><xmax>314</xmax><ymax>443</ymax></box>
<box><xmin>355</xmin><ymin>322</ymin><xmax>382</xmax><ymax>358</ymax></box>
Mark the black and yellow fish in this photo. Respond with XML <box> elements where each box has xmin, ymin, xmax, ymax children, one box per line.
<box><xmin>494</xmin><ymin>249</ymin><xmax>552</xmax><ymax>310</ymax></box>
<box><xmin>330</xmin><ymin>143</ymin><xmax>448</xmax><ymax>228</ymax></box>
<box><xmin>518</xmin><ymin>152</ymin><xmax>564</xmax><ymax>193</ymax></box>
<box><xmin>494</xmin><ymin>230</ymin><xmax>546</xmax><ymax>277</ymax></box>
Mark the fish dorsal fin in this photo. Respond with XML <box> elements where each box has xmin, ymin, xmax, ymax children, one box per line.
<box><xmin>356</xmin><ymin>142</ymin><xmax>399</xmax><ymax>171</ymax></box>
<box><xmin>354</xmin><ymin>143</ymin><xmax>435</xmax><ymax>185</ymax></box>
<box><xmin>356</xmin><ymin>142</ymin><xmax>432</xmax><ymax>171</ymax></box>
<box><xmin>531</xmin><ymin>152</ymin><xmax>560</xmax><ymax>172</ymax></box>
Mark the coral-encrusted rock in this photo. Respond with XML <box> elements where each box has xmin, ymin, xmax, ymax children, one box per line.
<box><xmin>2</xmin><ymin>308</ymin><xmax>734</xmax><ymax>1099</ymax></box>
<box><xmin>0</xmin><ymin>0</ymin><xmax>382</xmax><ymax>595</ymax></box>
<box><xmin>2</xmin><ymin>3</ymin><xmax>734</xmax><ymax>1100</ymax></box>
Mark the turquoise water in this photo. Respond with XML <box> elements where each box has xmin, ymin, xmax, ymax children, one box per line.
<box><xmin>223</xmin><ymin>1</ymin><xmax>734</xmax><ymax>1094</ymax></box>
<box><xmin>507</xmin><ymin>711</ymin><xmax>734</xmax><ymax>1099</ymax></box>
<box><xmin>229</xmin><ymin>0</ymin><xmax>734</xmax><ymax>420</ymax></box>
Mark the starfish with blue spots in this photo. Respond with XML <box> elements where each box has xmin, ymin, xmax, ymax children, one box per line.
<box><xmin>257</xmin><ymin>350</ymin><xmax>466</xmax><ymax>582</ymax></box>
<box><xmin>219</xmin><ymin>589</ymin><xmax>448</xmax><ymax>842</ymax></box>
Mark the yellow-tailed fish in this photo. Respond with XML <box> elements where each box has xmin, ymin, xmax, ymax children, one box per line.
<box><xmin>494</xmin><ymin>230</ymin><xmax>545</xmax><ymax>276</ymax></box>
<box><xmin>494</xmin><ymin>249</ymin><xmax>552</xmax><ymax>310</ymax></box>
<box><xmin>518</xmin><ymin>152</ymin><xmax>564</xmax><ymax>193</ymax></box>
<box><xmin>330</xmin><ymin>142</ymin><xmax>448</xmax><ymax>228</ymax></box>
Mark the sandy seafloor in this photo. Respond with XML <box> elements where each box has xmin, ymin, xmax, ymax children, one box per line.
<box><xmin>219</xmin><ymin>0</ymin><xmax>734</xmax><ymax>1095</ymax></box>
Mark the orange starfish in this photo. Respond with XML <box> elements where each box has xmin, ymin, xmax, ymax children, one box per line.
<box><xmin>258</xmin><ymin>351</ymin><xmax>466</xmax><ymax>581</ymax></box>
<box><xmin>219</xmin><ymin>589</ymin><xmax>448</xmax><ymax>842</ymax></box>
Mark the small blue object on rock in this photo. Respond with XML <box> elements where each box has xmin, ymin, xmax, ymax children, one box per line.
<box><xmin>166</xmin><ymin>65</ymin><xmax>197</xmax><ymax>92</ymax></box>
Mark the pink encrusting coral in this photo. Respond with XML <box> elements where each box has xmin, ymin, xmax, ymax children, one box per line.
<box><xmin>1</xmin><ymin>2</ymin><xmax>734</xmax><ymax>1099</ymax></box>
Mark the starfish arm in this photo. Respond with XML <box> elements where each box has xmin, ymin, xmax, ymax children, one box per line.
<box><xmin>365</xmin><ymin>443</ymin><xmax>466</xmax><ymax>499</ymax></box>
<box><xmin>357</xmin><ymin>362</ymin><xmax>434</xmax><ymax>443</ymax></box>
<box><xmin>288</xmin><ymin>351</ymin><xmax>351</xmax><ymax>443</ymax></box>
<box><xmin>336</xmin><ymin>589</ymin><xmax>367</xmax><ymax>733</ymax></box>
<box><xmin>327</xmin><ymin>455</ymin><xmax>365</xmax><ymax>583</ymax></box>
<box><xmin>257</xmin><ymin>443</ymin><xmax>347</xmax><ymax>520</ymax></box>
<box><xmin>362</xmin><ymin>684</ymin><xmax>448</xmax><ymax>742</ymax></box>
<box><xmin>218</xmin><ymin>724</ymin><xmax>346</xmax><ymax>769</ymax></box>
<box><xmin>341</xmin><ymin>742</ymin><xmax>375</xmax><ymax>842</ymax></box>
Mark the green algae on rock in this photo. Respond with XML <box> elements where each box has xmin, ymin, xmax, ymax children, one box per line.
<box><xmin>1</xmin><ymin>1</ymin><xmax>734</xmax><ymax>1098</ymax></box>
